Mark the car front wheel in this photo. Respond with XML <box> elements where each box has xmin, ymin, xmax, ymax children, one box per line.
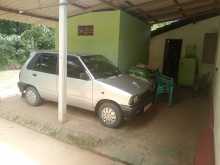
<box><xmin>98</xmin><ymin>102</ymin><xmax>123</xmax><ymax>128</ymax></box>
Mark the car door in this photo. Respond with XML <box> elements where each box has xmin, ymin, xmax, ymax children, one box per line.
<box><xmin>26</xmin><ymin>53</ymin><xmax>58</xmax><ymax>101</ymax></box>
<box><xmin>67</xmin><ymin>56</ymin><xmax>93</xmax><ymax>110</ymax></box>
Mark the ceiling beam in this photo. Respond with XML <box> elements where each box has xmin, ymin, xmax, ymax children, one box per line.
<box><xmin>138</xmin><ymin>9</ymin><xmax>158</xmax><ymax>23</ymax></box>
<box><xmin>128</xmin><ymin>0</ymin><xmax>210</xmax><ymax>14</ymax></box>
<box><xmin>125</xmin><ymin>0</ymin><xmax>210</xmax><ymax>23</ymax></box>
<box><xmin>213</xmin><ymin>0</ymin><xmax>219</xmax><ymax>10</ymax></box>
<box><xmin>0</xmin><ymin>6</ymin><xmax>58</xmax><ymax>21</ymax></box>
<box><xmin>96</xmin><ymin>0</ymin><xmax>154</xmax><ymax>22</ymax></box>
<box><xmin>97</xmin><ymin>0</ymin><xmax>118</xmax><ymax>9</ymax></box>
<box><xmin>173</xmin><ymin>0</ymin><xmax>186</xmax><ymax>17</ymax></box>
<box><xmin>151</xmin><ymin>9</ymin><xmax>220</xmax><ymax>36</ymax></box>
<box><xmin>68</xmin><ymin>1</ymin><xmax>89</xmax><ymax>10</ymax></box>
<box><xmin>123</xmin><ymin>1</ymin><xmax>158</xmax><ymax>22</ymax></box>
<box><xmin>149</xmin><ymin>3</ymin><xmax>220</xmax><ymax>22</ymax></box>
<box><xmin>214</xmin><ymin>0</ymin><xmax>219</xmax><ymax>5</ymax></box>
<box><xmin>127</xmin><ymin>0</ymin><xmax>168</xmax><ymax>10</ymax></box>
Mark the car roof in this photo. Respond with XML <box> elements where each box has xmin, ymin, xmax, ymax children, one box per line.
<box><xmin>31</xmin><ymin>50</ymin><xmax>94</xmax><ymax>57</ymax></box>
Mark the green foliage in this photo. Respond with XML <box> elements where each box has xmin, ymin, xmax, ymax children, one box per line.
<box><xmin>21</xmin><ymin>25</ymin><xmax>55</xmax><ymax>50</ymax></box>
<box><xmin>0</xmin><ymin>35</ymin><xmax>16</xmax><ymax>67</ymax></box>
<box><xmin>0</xmin><ymin>20</ymin><xmax>31</xmax><ymax>35</ymax></box>
<box><xmin>0</xmin><ymin>20</ymin><xmax>55</xmax><ymax>70</ymax></box>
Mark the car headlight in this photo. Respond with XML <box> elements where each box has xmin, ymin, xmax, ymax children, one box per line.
<box><xmin>129</xmin><ymin>95</ymin><xmax>139</xmax><ymax>105</ymax></box>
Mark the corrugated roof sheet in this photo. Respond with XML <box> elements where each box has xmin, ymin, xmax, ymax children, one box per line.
<box><xmin>0</xmin><ymin>0</ymin><xmax>219</xmax><ymax>26</ymax></box>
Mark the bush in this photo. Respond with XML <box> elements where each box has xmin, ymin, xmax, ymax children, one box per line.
<box><xmin>0</xmin><ymin>24</ymin><xmax>55</xmax><ymax>70</ymax></box>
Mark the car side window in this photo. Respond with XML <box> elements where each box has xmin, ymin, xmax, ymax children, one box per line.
<box><xmin>28</xmin><ymin>53</ymin><xmax>57</xmax><ymax>74</ymax></box>
<box><xmin>67</xmin><ymin>56</ymin><xmax>89</xmax><ymax>80</ymax></box>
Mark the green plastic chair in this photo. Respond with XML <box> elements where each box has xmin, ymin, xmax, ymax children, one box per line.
<box><xmin>154</xmin><ymin>70</ymin><xmax>174</xmax><ymax>106</ymax></box>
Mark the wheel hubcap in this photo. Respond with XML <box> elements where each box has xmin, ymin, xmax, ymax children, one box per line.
<box><xmin>26</xmin><ymin>90</ymin><xmax>36</xmax><ymax>104</ymax></box>
<box><xmin>101</xmin><ymin>107</ymin><xmax>117</xmax><ymax>125</ymax></box>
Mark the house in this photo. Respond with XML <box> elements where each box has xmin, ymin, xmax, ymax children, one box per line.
<box><xmin>55</xmin><ymin>10</ymin><xmax>150</xmax><ymax>72</ymax></box>
<box><xmin>0</xmin><ymin>0</ymin><xmax>220</xmax><ymax>164</ymax></box>
<box><xmin>149</xmin><ymin>16</ymin><xmax>220</xmax><ymax>77</ymax></box>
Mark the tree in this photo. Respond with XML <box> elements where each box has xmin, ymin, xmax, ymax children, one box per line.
<box><xmin>21</xmin><ymin>25</ymin><xmax>55</xmax><ymax>50</ymax></box>
<box><xmin>0</xmin><ymin>20</ymin><xmax>55</xmax><ymax>70</ymax></box>
<box><xmin>0</xmin><ymin>20</ymin><xmax>31</xmax><ymax>35</ymax></box>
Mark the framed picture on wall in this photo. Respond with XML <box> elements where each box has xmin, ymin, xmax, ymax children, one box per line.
<box><xmin>78</xmin><ymin>25</ymin><xmax>94</xmax><ymax>36</ymax></box>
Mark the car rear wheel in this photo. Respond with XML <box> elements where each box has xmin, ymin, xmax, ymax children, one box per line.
<box><xmin>98</xmin><ymin>102</ymin><xmax>123</xmax><ymax>128</ymax></box>
<box><xmin>25</xmin><ymin>86</ymin><xmax>42</xmax><ymax>106</ymax></box>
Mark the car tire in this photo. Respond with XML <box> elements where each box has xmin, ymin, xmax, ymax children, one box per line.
<box><xmin>25</xmin><ymin>86</ymin><xmax>42</xmax><ymax>106</ymax></box>
<box><xmin>98</xmin><ymin>102</ymin><xmax>123</xmax><ymax>128</ymax></box>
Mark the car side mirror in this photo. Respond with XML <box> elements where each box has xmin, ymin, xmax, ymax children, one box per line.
<box><xmin>80</xmin><ymin>72</ymin><xmax>90</xmax><ymax>81</ymax></box>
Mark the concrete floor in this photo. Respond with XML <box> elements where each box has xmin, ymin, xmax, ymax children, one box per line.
<box><xmin>0</xmin><ymin>118</ymin><xmax>121</xmax><ymax>165</ymax></box>
<box><xmin>0</xmin><ymin>70</ymin><xmax>210</xmax><ymax>165</ymax></box>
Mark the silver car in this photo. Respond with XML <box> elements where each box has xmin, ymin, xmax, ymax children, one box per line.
<box><xmin>18</xmin><ymin>51</ymin><xmax>154</xmax><ymax>128</ymax></box>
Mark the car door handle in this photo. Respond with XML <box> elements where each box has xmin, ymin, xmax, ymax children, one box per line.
<box><xmin>32</xmin><ymin>73</ymin><xmax>37</xmax><ymax>77</ymax></box>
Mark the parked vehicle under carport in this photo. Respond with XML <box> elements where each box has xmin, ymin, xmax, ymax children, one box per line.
<box><xmin>18</xmin><ymin>51</ymin><xmax>154</xmax><ymax>128</ymax></box>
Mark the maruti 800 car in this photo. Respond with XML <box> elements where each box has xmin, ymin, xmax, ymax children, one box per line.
<box><xmin>18</xmin><ymin>51</ymin><xmax>154</xmax><ymax>128</ymax></box>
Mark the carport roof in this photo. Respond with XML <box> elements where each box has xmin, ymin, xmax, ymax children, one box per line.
<box><xmin>0</xmin><ymin>0</ymin><xmax>220</xmax><ymax>27</ymax></box>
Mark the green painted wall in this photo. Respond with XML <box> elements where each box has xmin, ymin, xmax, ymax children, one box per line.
<box><xmin>69</xmin><ymin>11</ymin><xmax>120</xmax><ymax>65</ymax></box>
<box><xmin>55</xmin><ymin>10</ymin><xmax>149</xmax><ymax>72</ymax></box>
<box><xmin>118</xmin><ymin>11</ymin><xmax>150</xmax><ymax>71</ymax></box>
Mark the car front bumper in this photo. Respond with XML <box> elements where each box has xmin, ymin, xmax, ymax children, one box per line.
<box><xmin>17</xmin><ymin>82</ymin><xmax>27</xmax><ymax>93</ymax></box>
<box><xmin>120</xmin><ymin>92</ymin><xmax>154</xmax><ymax>119</ymax></box>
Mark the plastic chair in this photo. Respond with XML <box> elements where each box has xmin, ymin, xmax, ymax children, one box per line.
<box><xmin>154</xmin><ymin>70</ymin><xmax>174</xmax><ymax>106</ymax></box>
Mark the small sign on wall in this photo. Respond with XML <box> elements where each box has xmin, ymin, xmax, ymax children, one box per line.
<box><xmin>78</xmin><ymin>25</ymin><xmax>94</xmax><ymax>36</ymax></box>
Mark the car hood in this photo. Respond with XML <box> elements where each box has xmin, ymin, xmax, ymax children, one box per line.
<box><xmin>97</xmin><ymin>74</ymin><xmax>152</xmax><ymax>95</ymax></box>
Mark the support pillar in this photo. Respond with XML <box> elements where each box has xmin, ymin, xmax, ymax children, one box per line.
<box><xmin>58</xmin><ymin>0</ymin><xmax>68</xmax><ymax>122</ymax></box>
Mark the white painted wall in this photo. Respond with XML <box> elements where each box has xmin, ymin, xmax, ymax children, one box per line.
<box><xmin>149</xmin><ymin>16</ymin><xmax>220</xmax><ymax>76</ymax></box>
<box><xmin>150</xmin><ymin>16</ymin><xmax>220</xmax><ymax>164</ymax></box>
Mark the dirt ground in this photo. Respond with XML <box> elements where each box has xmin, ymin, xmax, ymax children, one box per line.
<box><xmin>0</xmin><ymin>70</ymin><xmax>210</xmax><ymax>165</ymax></box>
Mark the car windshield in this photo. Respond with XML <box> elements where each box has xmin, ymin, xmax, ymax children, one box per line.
<box><xmin>81</xmin><ymin>55</ymin><xmax>121</xmax><ymax>79</ymax></box>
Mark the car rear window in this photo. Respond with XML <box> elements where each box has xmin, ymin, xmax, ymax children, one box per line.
<box><xmin>27</xmin><ymin>53</ymin><xmax>57</xmax><ymax>74</ymax></box>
